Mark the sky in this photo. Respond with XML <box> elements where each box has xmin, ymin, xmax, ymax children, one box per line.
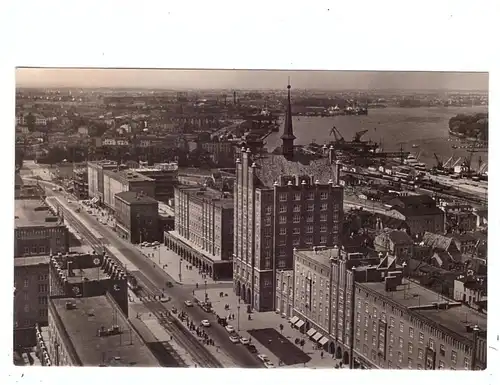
<box><xmin>15</xmin><ymin>68</ymin><xmax>488</xmax><ymax>91</ymax></box>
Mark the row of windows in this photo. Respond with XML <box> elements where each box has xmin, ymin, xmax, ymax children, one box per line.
<box><xmin>279</xmin><ymin>192</ymin><xmax>331</xmax><ymax>202</ymax></box>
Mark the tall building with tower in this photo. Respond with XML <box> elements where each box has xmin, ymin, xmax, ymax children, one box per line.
<box><xmin>233</xmin><ymin>84</ymin><xmax>345</xmax><ymax>312</ymax></box>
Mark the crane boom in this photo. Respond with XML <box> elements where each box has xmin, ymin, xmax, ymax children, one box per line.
<box><xmin>443</xmin><ymin>155</ymin><xmax>453</xmax><ymax>168</ymax></box>
<box><xmin>353</xmin><ymin>129</ymin><xmax>369</xmax><ymax>142</ymax></box>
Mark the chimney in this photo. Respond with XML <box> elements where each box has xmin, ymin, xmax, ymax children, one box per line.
<box><xmin>335</xmin><ymin>160</ymin><xmax>342</xmax><ymax>185</ymax></box>
<box><xmin>67</xmin><ymin>261</ymin><xmax>74</xmax><ymax>277</ymax></box>
<box><xmin>329</xmin><ymin>146</ymin><xmax>335</xmax><ymax>165</ymax></box>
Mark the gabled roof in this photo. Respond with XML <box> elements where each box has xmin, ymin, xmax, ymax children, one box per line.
<box><xmin>387</xmin><ymin>230</ymin><xmax>413</xmax><ymax>245</ymax></box>
<box><xmin>422</xmin><ymin>232</ymin><xmax>453</xmax><ymax>251</ymax></box>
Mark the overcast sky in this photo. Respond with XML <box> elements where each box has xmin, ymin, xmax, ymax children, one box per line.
<box><xmin>16</xmin><ymin>68</ymin><xmax>488</xmax><ymax>91</ymax></box>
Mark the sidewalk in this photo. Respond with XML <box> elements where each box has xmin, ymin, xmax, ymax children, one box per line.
<box><xmin>193</xmin><ymin>287</ymin><xmax>342</xmax><ymax>368</ymax></box>
<box><xmin>136</xmin><ymin>244</ymin><xmax>228</xmax><ymax>287</ymax></box>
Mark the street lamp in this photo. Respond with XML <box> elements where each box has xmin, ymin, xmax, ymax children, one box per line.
<box><xmin>237</xmin><ymin>303</ymin><xmax>241</xmax><ymax>331</ymax></box>
<box><xmin>204</xmin><ymin>279</ymin><xmax>208</xmax><ymax>298</ymax></box>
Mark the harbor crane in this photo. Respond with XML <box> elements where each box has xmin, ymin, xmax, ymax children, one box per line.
<box><xmin>353</xmin><ymin>129</ymin><xmax>369</xmax><ymax>142</ymax></box>
<box><xmin>442</xmin><ymin>155</ymin><xmax>454</xmax><ymax>168</ymax></box>
<box><xmin>329</xmin><ymin>126</ymin><xmax>345</xmax><ymax>143</ymax></box>
<box><xmin>433</xmin><ymin>153</ymin><xmax>443</xmax><ymax>169</ymax></box>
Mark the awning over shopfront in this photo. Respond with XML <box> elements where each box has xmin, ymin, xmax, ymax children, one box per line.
<box><xmin>295</xmin><ymin>319</ymin><xmax>305</xmax><ymax>328</ymax></box>
<box><xmin>306</xmin><ymin>328</ymin><xmax>317</xmax><ymax>337</ymax></box>
<box><xmin>289</xmin><ymin>316</ymin><xmax>299</xmax><ymax>325</ymax></box>
<box><xmin>318</xmin><ymin>337</ymin><xmax>329</xmax><ymax>346</ymax></box>
<box><xmin>312</xmin><ymin>332</ymin><xmax>323</xmax><ymax>342</ymax></box>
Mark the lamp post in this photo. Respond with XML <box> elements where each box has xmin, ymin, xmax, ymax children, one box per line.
<box><xmin>237</xmin><ymin>303</ymin><xmax>241</xmax><ymax>331</ymax></box>
<box><xmin>204</xmin><ymin>279</ymin><xmax>208</xmax><ymax>298</ymax></box>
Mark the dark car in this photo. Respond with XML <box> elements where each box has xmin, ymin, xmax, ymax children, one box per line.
<box><xmin>246</xmin><ymin>344</ymin><xmax>257</xmax><ymax>353</ymax></box>
<box><xmin>166</xmin><ymin>281</ymin><xmax>173</xmax><ymax>288</ymax></box>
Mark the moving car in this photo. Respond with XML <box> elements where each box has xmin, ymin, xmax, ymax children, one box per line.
<box><xmin>229</xmin><ymin>335</ymin><xmax>240</xmax><ymax>344</ymax></box>
<box><xmin>184</xmin><ymin>300</ymin><xmax>193</xmax><ymax>307</ymax></box>
<box><xmin>151</xmin><ymin>241</ymin><xmax>160</xmax><ymax>246</ymax></box>
<box><xmin>200</xmin><ymin>320</ymin><xmax>210</xmax><ymax>327</ymax></box>
<box><xmin>166</xmin><ymin>281</ymin><xmax>173</xmax><ymax>288</ymax></box>
<box><xmin>239</xmin><ymin>337</ymin><xmax>250</xmax><ymax>345</ymax></box>
<box><xmin>160</xmin><ymin>296</ymin><xmax>171</xmax><ymax>303</ymax></box>
<box><xmin>225</xmin><ymin>325</ymin><xmax>235</xmax><ymax>333</ymax></box>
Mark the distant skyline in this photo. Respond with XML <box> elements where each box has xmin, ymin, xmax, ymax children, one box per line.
<box><xmin>16</xmin><ymin>68</ymin><xmax>488</xmax><ymax>91</ymax></box>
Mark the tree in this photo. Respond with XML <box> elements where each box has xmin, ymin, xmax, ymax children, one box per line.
<box><xmin>300</xmin><ymin>339</ymin><xmax>305</xmax><ymax>350</ymax></box>
<box><xmin>25</xmin><ymin>112</ymin><xmax>36</xmax><ymax>132</ymax></box>
<box><xmin>279</xmin><ymin>323</ymin><xmax>284</xmax><ymax>334</ymax></box>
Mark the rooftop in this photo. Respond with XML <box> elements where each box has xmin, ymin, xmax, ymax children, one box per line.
<box><xmin>361</xmin><ymin>278</ymin><xmax>487</xmax><ymax>340</ymax></box>
<box><xmin>115</xmin><ymin>191</ymin><xmax>158</xmax><ymax>205</ymax></box>
<box><xmin>177</xmin><ymin>185</ymin><xmax>233</xmax><ymax>209</ymax></box>
<box><xmin>115</xmin><ymin>169</ymin><xmax>154</xmax><ymax>183</ymax></box>
<box><xmin>50</xmin><ymin>295</ymin><xmax>159</xmax><ymax>367</ymax></box>
<box><xmin>14</xmin><ymin>255</ymin><xmax>50</xmax><ymax>267</ymax></box>
<box><xmin>296</xmin><ymin>247</ymin><xmax>338</xmax><ymax>268</ymax></box>
<box><xmin>62</xmin><ymin>266</ymin><xmax>110</xmax><ymax>284</ymax></box>
<box><xmin>15</xmin><ymin>200</ymin><xmax>60</xmax><ymax>228</ymax></box>
<box><xmin>251</xmin><ymin>152</ymin><xmax>339</xmax><ymax>189</ymax></box>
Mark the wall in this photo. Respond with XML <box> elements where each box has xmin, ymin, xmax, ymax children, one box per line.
<box><xmin>15</xmin><ymin>225</ymin><xmax>69</xmax><ymax>258</ymax></box>
<box><xmin>14</xmin><ymin>263</ymin><xmax>49</xmax><ymax>328</ymax></box>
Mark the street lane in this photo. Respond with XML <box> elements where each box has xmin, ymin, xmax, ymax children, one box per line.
<box><xmin>42</xmin><ymin>183</ymin><xmax>262</xmax><ymax>368</ymax></box>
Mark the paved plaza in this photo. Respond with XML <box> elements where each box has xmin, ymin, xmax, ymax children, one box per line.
<box><xmin>193</xmin><ymin>287</ymin><xmax>342</xmax><ymax>368</ymax></box>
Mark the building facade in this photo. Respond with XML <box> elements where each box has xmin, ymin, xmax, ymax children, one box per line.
<box><xmin>102</xmin><ymin>169</ymin><xmax>155</xmax><ymax>211</ymax></box>
<box><xmin>72</xmin><ymin>168</ymin><xmax>88</xmax><ymax>200</ymax></box>
<box><xmin>287</xmin><ymin>246</ymin><xmax>487</xmax><ymax>370</ymax></box>
<box><xmin>233</xmin><ymin>85</ymin><xmax>345</xmax><ymax>312</ymax></box>
<box><xmin>114</xmin><ymin>191</ymin><xmax>159</xmax><ymax>244</ymax></box>
<box><xmin>14</xmin><ymin>256</ymin><xmax>50</xmax><ymax>329</ymax></box>
<box><xmin>133</xmin><ymin>163</ymin><xmax>178</xmax><ymax>203</ymax></box>
<box><xmin>15</xmin><ymin>200</ymin><xmax>69</xmax><ymax>258</ymax></box>
<box><xmin>87</xmin><ymin>160</ymin><xmax>117</xmax><ymax>202</ymax></box>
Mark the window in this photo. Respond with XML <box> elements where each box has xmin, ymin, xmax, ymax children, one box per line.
<box><xmin>279</xmin><ymin>205</ymin><xmax>287</xmax><ymax>213</ymax></box>
<box><xmin>39</xmin><ymin>309</ymin><xmax>48</xmax><ymax>318</ymax></box>
<box><xmin>279</xmin><ymin>215</ymin><xmax>286</xmax><ymax>224</ymax></box>
<box><xmin>373</xmin><ymin>321</ymin><xmax>377</xmax><ymax>332</ymax></box>
<box><xmin>294</xmin><ymin>193</ymin><xmax>301</xmax><ymax>201</ymax></box>
<box><xmin>320</xmin><ymin>213</ymin><xmax>327</xmax><ymax>221</ymax></box>
<box><xmin>364</xmin><ymin>331</ymin><xmax>368</xmax><ymax>341</ymax></box>
<box><xmin>320</xmin><ymin>203</ymin><xmax>328</xmax><ymax>211</ymax></box>
<box><xmin>39</xmin><ymin>246</ymin><xmax>45</xmax><ymax>254</ymax></box>
<box><xmin>305</xmin><ymin>236</ymin><xmax>313</xmax><ymax>244</ymax></box>
<box><xmin>417</xmin><ymin>364</ymin><xmax>423</xmax><ymax>370</ymax></box>
<box><xmin>409</xmin><ymin>327</ymin><xmax>414</xmax><ymax>339</ymax></box>
<box><xmin>388</xmin><ymin>346</ymin><xmax>393</xmax><ymax>357</ymax></box>
<box><xmin>373</xmin><ymin>308</ymin><xmax>377</xmax><ymax>319</ymax></box>
<box><xmin>439</xmin><ymin>361</ymin><xmax>445</xmax><ymax>369</ymax></box>
<box><xmin>264</xmin><ymin>217</ymin><xmax>271</xmax><ymax>226</ymax></box>
<box><xmin>419</xmin><ymin>332</ymin><xmax>424</xmax><ymax>344</ymax></box>
<box><xmin>32</xmin><ymin>245</ymin><xmax>37</xmax><ymax>254</ymax></box>
<box><xmin>23</xmin><ymin>278</ymin><xmax>29</xmax><ymax>288</ymax></box>
<box><xmin>279</xmin><ymin>193</ymin><xmax>287</xmax><ymax>202</ymax></box>
<box><xmin>418</xmin><ymin>349</ymin><xmax>424</xmax><ymax>360</ymax></box>
<box><xmin>365</xmin><ymin>302</ymin><xmax>369</xmax><ymax>313</ymax></box>
<box><xmin>388</xmin><ymin>361</ymin><xmax>392</xmax><ymax>369</ymax></box>
<box><xmin>277</xmin><ymin>260</ymin><xmax>286</xmax><ymax>268</ymax></box>
<box><xmin>451</xmin><ymin>350</ymin><xmax>457</xmax><ymax>364</ymax></box>
<box><xmin>389</xmin><ymin>332</ymin><xmax>394</xmax><ymax>344</ymax></box>
<box><xmin>307</xmin><ymin>192</ymin><xmax>314</xmax><ymax>200</ymax></box>
<box><xmin>398</xmin><ymin>352</ymin><xmax>403</xmax><ymax>363</ymax></box>
<box><xmin>439</xmin><ymin>344</ymin><xmax>445</xmax><ymax>356</ymax></box>
<box><xmin>357</xmin><ymin>313</ymin><xmax>361</xmax><ymax>323</ymax></box>
<box><xmin>23</xmin><ymin>292</ymin><xmax>29</xmax><ymax>301</ymax></box>
<box><xmin>399</xmin><ymin>337</ymin><xmax>404</xmax><ymax>349</ymax></box>
<box><xmin>293</xmin><ymin>214</ymin><xmax>300</xmax><ymax>223</ymax></box>
<box><xmin>464</xmin><ymin>357</ymin><xmax>470</xmax><ymax>370</ymax></box>
<box><xmin>320</xmin><ymin>225</ymin><xmax>327</xmax><ymax>232</ymax></box>
<box><xmin>429</xmin><ymin>338</ymin><xmax>434</xmax><ymax>350</ymax></box>
<box><xmin>265</xmin><ymin>206</ymin><xmax>272</xmax><ymax>215</ymax></box>
<box><xmin>320</xmin><ymin>192</ymin><xmax>328</xmax><ymax>200</ymax></box>
<box><xmin>38</xmin><ymin>296</ymin><xmax>47</xmax><ymax>305</ymax></box>
<box><xmin>372</xmin><ymin>336</ymin><xmax>376</xmax><ymax>347</ymax></box>
<box><xmin>307</xmin><ymin>204</ymin><xmax>314</xmax><ymax>212</ymax></box>
<box><xmin>24</xmin><ymin>304</ymin><xmax>30</xmax><ymax>313</ymax></box>
<box><xmin>293</xmin><ymin>204</ymin><xmax>301</xmax><ymax>212</ymax></box>
<box><xmin>24</xmin><ymin>247</ymin><xmax>30</xmax><ymax>255</ymax></box>
<box><xmin>399</xmin><ymin>322</ymin><xmax>404</xmax><ymax>333</ymax></box>
<box><xmin>306</xmin><ymin>215</ymin><xmax>314</xmax><ymax>223</ymax></box>
<box><xmin>306</xmin><ymin>225</ymin><xmax>314</xmax><ymax>233</ymax></box>
<box><xmin>38</xmin><ymin>284</ymin><xmax>48</xmax><ymax>293</ymax></box>
<box><xmin>320</xmin><ymin>236</ymin><xmax>327</xmax><ymax>244</ymax></box>
<box><xmin>408</xmin><ymin>358</ymin><xmax>413</xmax><ymax>369</ymax></box>
<box><xmin>390</xmin><ymin>317</ymin><xmax>395</xmax><ymax>327</ymax></box>
<box><xmin>293</xmin><ymin>227</ymin><xmax>300</xmax><ymax>234</ymax></box>
<box><xmin>279</xmin><ymin>227</ymin><xmax>287</xmax><ymax>235</ymax></box>
<box><xmin>408</xmin><ymin>342</ymin><xmax>413</xmax><ymax>354</ymax></box>
<box><xmin>356</xmin><ymin>327</ymin><xmax>360</xmax><ymax>336</ymax></box>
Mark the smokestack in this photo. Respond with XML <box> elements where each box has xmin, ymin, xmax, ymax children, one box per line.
<box><xmin>233</xmin><ymin>91</ymin><xmax>237</xmax><ymax>106</ymax></box>
<box><xmin>329</xmin><ymin>146</ymin><xmax>335</xmax><ymax>165</ymax></box>
<box><xmin>335</xmin><ymin>160</ymin><xmax>342</xmax><ymax>185</ymax></box>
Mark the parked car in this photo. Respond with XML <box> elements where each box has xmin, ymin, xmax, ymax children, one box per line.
<box><xmin>229</xmin><ymin>335</ymin><xmax>240</xmax><ymax>344</ymax></box>
<box><xmin>225</xmin><ymin>325</ymin><xmax>235</xmax><ymax>333</ymax></box>
<box><xmin>184</xmin><ymin>300</ymin><xmax>193</xmax><ymax>307</ymax></box>
<box><xmin>246</xmin><ymin>344</ymin><xmax>257</xmax><ymax>353</ymax></box>
<box><xmin>257</xmin><ymin>354</ymin><xmax>270</xmax><ymax>363</ymax></box>
<box><xmin>160</xmin><ymin>296</ymin><xmax>171</xmax><ymax>303</ymax></box>
<box><xmin>200</xmin><ymin>320</ymin><xmax>211</xmax><ymax>327</ymax></box>
<box><xmin>151</xmin><ymin>241</ymin><xmax>160</xmax><ymax>246</ymax></box>
<box><xmin>166</xmin><ymin>281</ymin><xmax>173</xmax><ymax>288</ymax></box>
<box><xmin>240</xmin><ymin>337</ymin><xmax>250</xmax><ymax>345</ymax></box>
<box><xmin>263</xmin><ymin>361</ymin><xmax>275</xmax><ymax>368</ymax></box>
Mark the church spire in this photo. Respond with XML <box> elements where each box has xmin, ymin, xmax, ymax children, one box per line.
<box><xmin>281</xmin><ymin>79</ymin><xmax>296</xmax><ymax>158</ymax></box>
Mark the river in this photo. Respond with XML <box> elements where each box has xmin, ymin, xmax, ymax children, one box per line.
<box><xmin>264</xmin><ymin>106</ymin><xmax>488</xmax><ymax>171</ymax></box>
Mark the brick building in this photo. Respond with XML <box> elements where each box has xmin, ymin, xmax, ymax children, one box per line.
<box><xmin>102</xmin><ymin>169</ymin><xmax>155</xmax><ymax>212</ymax></box>
<box><xmin>87</xmin><ymin>160</ymin><xmax>117</xmax><ymax>202</ymax></box>
<box><xmin>14</xmin><ymin>256</ymin><xmax>50</xmax><ymax>330</ymax></box>
<box><xmin>132</xmin><ymin>162</ymin><xmax>179</xmax><ymax>203</ymax></box>
<box><xmin>72</xmin><ymin>168</ymin><xmax>88</xmax><ymax>200</ymax></box>
<box><xmin>286</xmin><ymin>246</ymin><xmax>487</xmax><ymax>370</ymax></box>
<box><xmin>114</xmin><ymin>191</ymin><xmax>159</xmax><ymax>244</ymax></box>
<box><xmin>165</xmin><ymin>185</ymin><xmax>234</xmax><ymax>280</ymax></box>
<box><xmin>233</xmin><ymin>84</ymin><xmax>344</xmax><ymax>312</ymax></box>
<box><xmin>14</xmin><ymin>199</ymin><xmax>69</xmax><ymax>258</ymax></box>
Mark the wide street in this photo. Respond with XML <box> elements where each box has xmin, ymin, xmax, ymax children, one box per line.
<box><xmin>37</xmin><ymin>179</ymin><xmax>262</xmax><ymax>368</ymax></box>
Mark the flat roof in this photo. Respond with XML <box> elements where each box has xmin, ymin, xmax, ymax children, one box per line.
<box><xmin>62</xmin><ymin>266</ymin><xmax>110</xmax><ymax>283</ymax></box>
<box><xmin>361</xmin><ymin>278</ymin><xmax>487</xmax><ymax>339</ymax></box>
<box><xmin>14</xmin><ymin>256</ymin><xmax>50</xmax><ymax>267</ymax></box>
<box><xmin>116</xmin><ymin>169</ymin><xmax>154</xmax><ymax>183</ymax></box>
<box><xmin>51</xmin><ymin>295</ymin><xmax>159</xmax><ymax>367</ymax></box>
<box><xmin>296</xmin><ymin>248</ymin><xmax>337</xmax><ymax>268</ymax></box>
<box><xmin>177</xmin><ymin>185</ymin><xmax>233</xmax><ymax>209</ymax></box>
<box><xmin>115</xmin><ymin>191</ymin><xmax>158</xmax><ymax>205</ymax></box>
<box><xmin>15</xmin><ymin>200</ymin><xmax>60</xmax><ymax>228</ymax></box>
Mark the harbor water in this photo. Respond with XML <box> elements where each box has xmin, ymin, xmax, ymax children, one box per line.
<box><xmin>265</xmin><ymin>106</ymin><xmax>488</xmax><ymax>170</ymax></box>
